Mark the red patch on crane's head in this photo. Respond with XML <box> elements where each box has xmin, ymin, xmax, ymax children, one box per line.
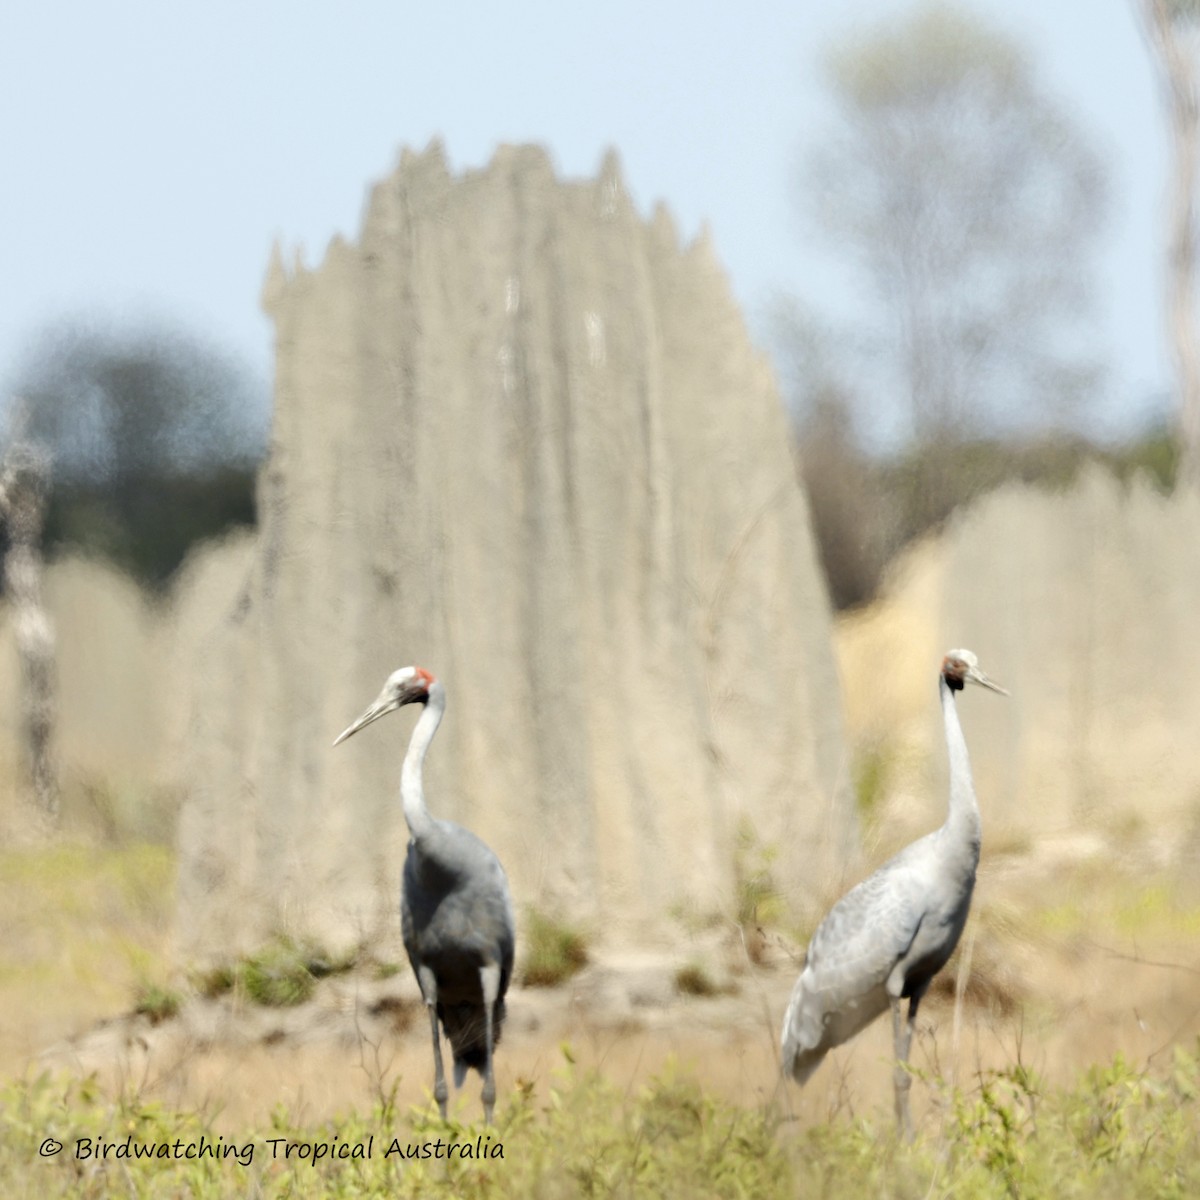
<box><xmin>941</xmin><ymin>651</ymin><xmax>976</xmax><ymax>692</ymax></box>
<box><xmin>414</xmin><ymin>667</ymin><xmax>436</xmax><ymax>687</ymax></box>
<box><xmin>940</xmin><ymin>655</ymin><xmax>963</xmax><ymax>690</ymax></box>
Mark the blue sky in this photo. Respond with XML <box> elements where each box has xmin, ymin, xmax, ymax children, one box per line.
<box><xmin>0</xmin><ymin>0</ymin><xmax>1169</xmax><ymax>444</ymax></box>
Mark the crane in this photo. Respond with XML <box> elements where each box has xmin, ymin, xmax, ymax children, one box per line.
<box><xmin>334</xmin><ymin>666</ymin><xmax>515</xmax><ymax>1125</ymax></box>
<box><xmin>780</xmin><ymin>649</ymin><xmax>1006</xmax><ymax>1138</ymax></box>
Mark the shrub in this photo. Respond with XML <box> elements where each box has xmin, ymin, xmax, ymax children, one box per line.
<box><xmin>133</xmin><ymin>983</ymin><xmax>181</xmax><ymax>1024</ymax></box>
<box><xmin>240</xmin><ymin>938</ymin><xmax>317</xmax><ymax>1007</ymax></box>
<box><xmin>1</xmin><ymin>1047</ymin><xmax>1198</xmax><ymax>1198</ymax></box>
<box><xmin>192</xmin><ymin>936</ymin><xmax>359</xmax><ymax>1009</ymax></box>
<box><xmin>673</xmin><ymin>962</ymin><xmax>723</xmax><ymax>997</ymax></box>
<box><xmin>519</xmin><ymin>909</ymin><xmax>589</xmax><ymax>987</ymax></box>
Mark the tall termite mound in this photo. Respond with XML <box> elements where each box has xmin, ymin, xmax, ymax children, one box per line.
<box><xmin>176</xmin><ymin>143</ymin><xmax>852</xmax><ymax>957</ymax></box>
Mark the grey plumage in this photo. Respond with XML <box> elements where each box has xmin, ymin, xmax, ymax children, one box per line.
<box><xmin>335</xmin><ymin>666</ymin><xmax>515</xmax><ymax>1124</ymax></box>
<box><xmin>781</xmin><ymin>649</ymin><xmax>1006</xmax><ymax>1137</ymax></box>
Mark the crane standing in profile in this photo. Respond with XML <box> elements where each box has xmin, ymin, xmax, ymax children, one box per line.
<box><xmin>781</xmin><ymin>649</ymin><xmax>1007</xmax><ymax>1139</ymax></box>
<box><xmin>335</xmin><ymin>667</ymin><xmax>515</xmax><ymax>1125</ymax></box>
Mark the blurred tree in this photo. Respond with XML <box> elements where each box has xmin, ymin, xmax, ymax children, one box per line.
<box><xmin>780</xmin><ymin>3</ymin><xmax>1110</xmax><ymax>605</ymax></box>
<box><xmin>6</xmin><ymin>320</ymin><xmax>266</xmax><ymax>587</ymax></box>
<box><xmin>1140</xmin><ymin>0</ymin><xmax>1200</xmax><ymax>487</ymax></box>
<box><xmin>800</xmin><ymin>4</ymin><xmax>1106</xmax><ymax>439</ymax></box>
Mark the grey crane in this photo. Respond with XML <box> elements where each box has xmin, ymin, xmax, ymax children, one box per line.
<box><xmin>334</xmin><ymin>666</ymin><xmax>515</xmax><ymax>1125</ymax></box>
<box><xmin>780</xmin><ymin>649</ymin><xmax>1006</xmax><ymax>1138</ymax></box>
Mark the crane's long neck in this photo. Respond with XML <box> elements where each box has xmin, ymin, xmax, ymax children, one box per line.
<box><xmin>941</xmin><ymin>675</ymin><xmax>981</xmax><ymax>855</ymax></box>
<box><xmin>401</xmin><ymin>683</ymin><xmax>444</xmax><ymax>842</ymax></box>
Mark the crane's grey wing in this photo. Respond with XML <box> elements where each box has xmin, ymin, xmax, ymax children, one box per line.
<box><xmin>782</xmin><ymin>862</ymin><xmax>926</xmax><ymax>1081</ymax></box>
<box><xmin>808</xmin><ymin>865</ymin><xmax>927</xmax><ymax>995</ymax></box>
<box><xmin>402</xmin><ymin>822</ymin><xmax>515</xmax><ymax>976</ymax></box>
<box><xmin>471</xmin><ymin>844</ymin><xmax>515</xmax><ymax>990</ymax></box>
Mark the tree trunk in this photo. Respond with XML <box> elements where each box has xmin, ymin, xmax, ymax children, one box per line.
<box><xmin>1144</xmin><ymin>0</ymin><xmax>1200</xmax><ymax>487</ymax></box>
<box><xmin>0</xmin><ymin>418</ymin><xmax>58</xmax><ymax>822</ymax></box>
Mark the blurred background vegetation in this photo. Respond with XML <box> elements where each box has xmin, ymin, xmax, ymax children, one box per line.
<box><xmin>3</xmin><ymin>4</ymin><xmax>1188</xmax><ymax>617</ymax></box>
<box><xmin>2</xmin><ymin>319</ymin><xmax>267</xmax><ymax>591</ymax></box>
<box><xmin>773</xmin><ymin>3</ymin><xmax>1183</xmax><ymax>611</ymax></box>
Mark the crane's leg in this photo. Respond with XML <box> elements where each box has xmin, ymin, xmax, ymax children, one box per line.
<box><xmin>417</xmin><ymin>966</ymin><xmax>449</xmax><ymax>1120</ymax></box>
<box><xmin>890</xmin><ymin>995</ymin><xmax>915</xmax><ymax>1142</ymax></box>
<box><xmin>479</xmin><ymin>963</ymin><xmax>501</xmax><ymax>1125</ymax></box>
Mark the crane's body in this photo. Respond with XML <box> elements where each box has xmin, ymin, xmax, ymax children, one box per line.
<box><xmin>782</xmin><ymin>813</ymin><xmax>978</xmax><ymax>1082</ymax></box>
<box><xmin>781</xmin><ymin>650</ymin><xmax>1005</xmax><ymax>1137</ymax></box>
<box><xmin>336</xmin><ymin>667</ymin><xmax>514</xmax><ymax>1123</ymax></box>
<box><xmin>401</xmin><ymin>816</ymin><xmax>514</xmax><ymax>1088</ymax></box>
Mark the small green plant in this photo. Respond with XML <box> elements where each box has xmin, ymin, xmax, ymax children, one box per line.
<box><xmin>520</xmin><ymin>908</ymin><xmax>589</xmax><ymax>987</ymax></box>
<box><xmin>948</xmin><ymin>1065</ymin><xmax>1039</xmax><ymax>1198</ymax></box>
<box><xmin>133</xmin><ymin>983</ymin><xmax>181</xmax><ymax>1024</ymax></box>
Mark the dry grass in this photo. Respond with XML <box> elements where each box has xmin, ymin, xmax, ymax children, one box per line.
<box><xmin>1</xmin><ymin>834</ymin><xmax>1199</xmax><ymax>1200</ymax></box>
<box><xmin>1</xmin><ymin>828</ymin><xmax>1199</xmax><ymax>1157</ymax></box>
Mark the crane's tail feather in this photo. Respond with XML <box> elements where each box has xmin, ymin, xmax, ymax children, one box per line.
<box><xmin>780</xmin><ymin>972</ymin><xmax>831</xmax><ymax>1087</ymax></box>
<box><xmin>439</xmin><ymin>998</ymin><xmax>507</xmax><ymax>1085</ymax></box>
<box><xmin>784</xmin><ymin>1047</ymin><xmax>826</xmax><ymax>1087</ymax></box>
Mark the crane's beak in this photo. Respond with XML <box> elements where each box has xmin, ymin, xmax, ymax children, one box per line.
<box><xmin>967</xmin><ymin>665</ymin><xmax>1008</xmax><ymax>696</ymax></box>
<box><xmin>333</xmin><ymin>692</ymin><xmax>400</xmax><ymax>746</ymax></box>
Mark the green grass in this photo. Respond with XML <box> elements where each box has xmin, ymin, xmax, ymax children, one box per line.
<box><xmin>2</xmin><ymin>1047</ymin><xmax>1198</xmax><ymax>1198</ymax></box>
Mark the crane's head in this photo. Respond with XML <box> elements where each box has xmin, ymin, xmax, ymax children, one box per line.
<box><xmin>941</xmin><ymin>649</ymin><xmax>1008</xmax><ymax>695</ymax></box>
<box><xmin>333</xmin><ymin>666</ymin><xmax>436</xmax><ymax>746</ymax></box>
